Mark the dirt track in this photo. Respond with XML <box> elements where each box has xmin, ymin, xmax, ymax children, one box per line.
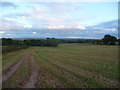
<box><xmin>22</xmin><ymin>56</ymin><xmax>39</xmax><ymax>88</ymax></box>
<box><xmin>2</xmin><ymin>58</ymin><xmax>23</xmax><ymax>83</ymax></box>
<box><xmin>2</xmin><ymin>49</ymin><xmax>39</xmax><ymax>88</ymax></box>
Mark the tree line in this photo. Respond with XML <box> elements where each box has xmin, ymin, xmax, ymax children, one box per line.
<box><xmin>2</xmin><ymin>38</ymin><xmax>60</xmax><ymax>47</ymax></box>
<box><xmin>1</xmin><ymin>34</ymin><xmax>119</xmax><ymax>47</ymax></box>
<box><xmin>93</xmin><ymin>35</ymin><xmax>119</xmax><ymax>45</ymax></box>
<box><xmin>59</xmin><ymin>35</ymin><xmax>119</xmax><ymax>45</ymax></box>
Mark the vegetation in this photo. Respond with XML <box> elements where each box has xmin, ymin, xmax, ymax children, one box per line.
<box><xmin>2</xmin><ymin>38</ymin><xmax>59</xmax><ymax>47</ymax></box>
<box><xmin>2</xmin><ymin>46</ymin><xmax>28</xmax><ymax>54</ymax></box>
<box><xmin>102</xmin><ymin>35</ymin><xmax>117</xmax><ymax>45</ymax></box>
<box><xmin>2</xmin><ymin>43</ymin><xmax>118</xmax><ymax>88</ymax></box>
<box><xmin>2</xmin><ymin>49</ymin><xmax>25</xmax><ymax>72</ymax></box>
<box><xmin>34</xmin><ymin>43</ymin><xmax>118</xmax><ymax>88</ymax></box>
<box><xmin>1</xmin><ymin>35</ymin><xmax>119</xmax><ymax>49</ymax></box>
<box><xmin>2</xmin><ymin>38</ymin><xmax>59</xmax><ymax>54</ymax></box>
<box><xmin>3</xmin><ymin>48</ymin><xmax>32</xmax><ymax>88</ymax></box>
<box><xmin>2</xmin><ymin>34</ymin><xmax>119</xmax><ymax>88</ymax></box>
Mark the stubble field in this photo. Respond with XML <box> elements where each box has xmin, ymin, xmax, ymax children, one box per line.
<box><xmin>2</xmin><ymin>43</ymin><xmax>118</xmax><ymax>88</ymax></box>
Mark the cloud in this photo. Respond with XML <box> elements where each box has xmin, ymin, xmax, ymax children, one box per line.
<box><xmin>1</xmin><ymin>2</ymin><xmax>17</xmax><ymax>8</ymax></box>
<box><xmin>0</xmin><ymin>19</ymin><xmax>25</xmax><ymax>30</ymax></box>
<box><xmin>32</xmin><ymin>32</ymin><xmax>37</xmax><ymax>34</ymax></box>
<box><xmin>1</xmin><ymin>0</ymin><xmax>119</xmax><ymax>2</ymax></box>
<box><xmin>24</xmin><ymin>25</ymin><xmax>32</xmax><ymax>28</ymax></box>
<box><xmin>2</xmin><ymin>16</ymin><xmax>33</xmax><ymax>30</ymax></box>
<box><xmin>1</xmin><ymin>2</ymin><xmax>118</xmax><ymax>39</ymax></box>
<box><xmin>105</xmin><ymin>29</ymin><xmax>116</xmax><ymax>31</ymax></box>
<box><xmin>75</xmin><ymin>25</ymin><xmax>86</xmax><ymax>30</ymax></box>
<box><xmin>1</xmin><ymin>18</ymin><xmax>117</xmax><ymax>39</ymax></box>
<box><xmin>87</xmin><ymin>20</ymin><xmax>118</xmax><ymax>32</ymax></box>
<box><xmin>22</xmin><ymin>3</ymin><xmax>83</xmax><ymax>27</ymax></box>
<box><xmin>44</xmin><ymin>25</ymin><xmax>85</xmax><ymax>30</ymax></box>
<box><xmin>5</xmin><ymin>34</ymin><xmax>16</xmax><ymax>36</ymax></box>
<box><xmin>0</xmin><ymin>31</ymin><xmax>5</xmax><ymax>34</ymax></box>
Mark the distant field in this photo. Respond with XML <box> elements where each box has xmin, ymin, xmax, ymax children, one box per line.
<box><xmin>2</xmin><ymin>43</ymin><xmax>118</xmax><ymax>88</ymax></box>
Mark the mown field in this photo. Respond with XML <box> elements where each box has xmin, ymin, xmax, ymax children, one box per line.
<box><xmin>2</xmin><ymin>43</ymin><xmax>118</xmax><ymax>88</ymax></box>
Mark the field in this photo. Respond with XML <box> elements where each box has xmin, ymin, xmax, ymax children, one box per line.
<box><xmin>2</xmin><ymin>43</ymin><xmax>118</xmax><ymax>88</ymax></box>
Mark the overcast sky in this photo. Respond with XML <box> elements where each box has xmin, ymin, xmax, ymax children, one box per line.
<box><xmin>0</xmin><ymin>1</ymin><xmax>118</xmax><ymax>39</ymax></box>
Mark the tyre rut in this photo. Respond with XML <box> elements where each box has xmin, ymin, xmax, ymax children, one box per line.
<box><xmin>22</xmin><ymin>56</ymin><xmax>39</xmax><ymax>88</ymax></box>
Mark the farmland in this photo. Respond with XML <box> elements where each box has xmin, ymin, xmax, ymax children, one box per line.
<box><xmin>2</xmin><ymin>43</ymin><xmax>118</xmax><ymax>88</ymax></box>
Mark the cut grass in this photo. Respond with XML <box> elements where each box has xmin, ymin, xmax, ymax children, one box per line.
<box><xmin>2</xmin><ymin>43</ymin><xmax>118</xmax><ymax>88</ymax></box>
<box><xmin>2</xmin><ymin>49</ymin><xmax>32</xmax><ymax>88</ymax></box>
<box><xmin>2</xmin><ymin>49</ymin><xmax>26</xmax><ymax>72</ymax></box>
<box><xmin>35</xmin><ymin>51</ymin><xmax>106</xmax><ymax>88</ymax></box>
<box><xmin>34</xmin><ymin>43</ymin><xmax>118</xmax><ymax>88</ymax></box>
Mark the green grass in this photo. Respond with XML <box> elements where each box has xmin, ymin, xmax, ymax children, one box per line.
<box><xmin>2</xmin><ymin>49</ymin><xmax>26</xmax><ymax>72</ymax></box>
<box><xmin>2</xmin><ymin>49</ymin><xmax>32</xmax><ymax>88</ymax></box>
<box><xmin>2</xmin><ymin>43</ymin><xmax>118</xmax><ymax>88</ymax></box>
<box><xmin>34</xmin><ymin>43</ymin><xmax>118</xmax><ymax>88</ymax></box>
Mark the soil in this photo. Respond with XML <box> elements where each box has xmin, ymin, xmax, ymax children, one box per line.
<box><xmin>22</xmin><ymin>56</ymin><xmax>39</xmax><ymax>88</ymax></box>
<box><xmin>2</xmin><ymin>58</ymin><xmax>23</xmax><ymax>83</ymax></box>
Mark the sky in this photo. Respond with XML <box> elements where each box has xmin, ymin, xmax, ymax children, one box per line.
<box><xmin>0</xmin><ymin>0</ymin><xmax>118</xmax><ymax>39</ymax></box>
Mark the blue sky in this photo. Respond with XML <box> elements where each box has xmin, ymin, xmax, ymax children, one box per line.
<box><xmin>0</xmin><ymin>1</ymin><xmax>118</xmax><ymax>39</ymax></box>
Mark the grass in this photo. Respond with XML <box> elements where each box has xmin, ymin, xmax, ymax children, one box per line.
<box><xmin>2</xmin><ymin>48</ymin><xmax>32</xmax><ymax>88</ymax></box>
<box><xmin>34</xmin><ymin>43</ymin><xmax>118</xmax><ymax>88</ymax></box>
<box><xmin>2</xmin><ymin>49</ymin><xmax>26</xmax><ymax>72</ymax></box>
<box><xmin>2</xmin><ymin>43</ymin><xmax>118</xmax><ymax>88</ymax></box>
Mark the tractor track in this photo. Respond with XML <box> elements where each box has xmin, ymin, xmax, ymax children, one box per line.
<box><xmin>2</xmin><ymin>58</ymin><xmax>23</xmax><ymax>83</ymax></box>
<box><xmin>22</xmin><ymin>56</ymin><xmax>39</xmax><ymax>88</ymax></box>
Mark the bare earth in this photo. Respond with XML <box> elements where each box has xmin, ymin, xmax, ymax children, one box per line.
<box><xmin>2</xmin><ymin>58</ymin><xmax>23</xmax><ymax>83</ymax></box>
<box><xmin>22</xmin><ymin>56</ymin><xmax>39</xmax><ymax>88</ymax></box>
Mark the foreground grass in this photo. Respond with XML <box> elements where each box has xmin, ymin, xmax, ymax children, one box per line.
<box><xmin>2</xmin><ymin>49</ymin><xmax>26</xmax><ymax>72</ymax></box>
<box><xmin>2</xmin><ymin>49</ymin><xmax>32</xmax><ymax>88</ymax></box>
<box><xmin>2</xmin><ymin>43</ymin><xmax>118</xmax><ymax>88</ymax></box>
<box><xmin>34</xmin><ymin>43</ymin><xmax>118</xmax><ymax>88</ymax></box>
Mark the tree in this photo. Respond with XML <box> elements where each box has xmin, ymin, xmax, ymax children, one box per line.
<box><xmin>93</xmin><ymin>40</ymin><xmax>103</xmax><ymax>45</ymax></box>
<box><xmin>102</xmin><ymin>35</ymin><xmax>117</xmax><ymax>45</ymax></box>
<box><xmin>2</xmin><ymin>38</ymin><xmax>13</xmax><ymax>46</ymax></box>
<box><xmin>46</xmin><ymin>38</ymin><xmax>59</xmax><ymax>47</ymax></box>
<box><xmin>24</xmin><ymin>40</ymin><xmax>32</xmax><ymax>46</ymax></box>
<box><xmin>118</xmin><ymin>39</ymin><xmax>120</xmax><ymax>45</ymax></box>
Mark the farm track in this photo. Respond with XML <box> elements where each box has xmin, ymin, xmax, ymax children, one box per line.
<box><xmin>2</xmin><ymin>49</ymin><xmax>31</xmax><ymax>88</ymax></box>
<box><xmin>2</xmin><ymin>58</ymin><xmax>23</xmax><ymax>83</ymax></box>
<box><xmin>22</xmin><ymin>56</ymin><xmax>39</xmax><ymax>88</ymax></box>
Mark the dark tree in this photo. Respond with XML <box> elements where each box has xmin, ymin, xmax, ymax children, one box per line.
<box><xmin>102</xmin><ymin>35</ymin><xmax>117</xmax><ymax>45</ymax></box>
<box><xmin>2</xmin><ymin>38</ymin><xmax>13</xmax><ymax>46</ymax></box>
<box><xmin>24</xmin><ymin>40</ymin><xmax>32</xmax><ymax>46</ymax></box>
<box><xmin>46</xmin><ymin>38</ymin><xmax>59</xmax><ymax>47</ymax></box>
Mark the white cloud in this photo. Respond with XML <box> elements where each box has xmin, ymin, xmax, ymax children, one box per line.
<box><xmin>90</xmin><ymin>25</ymin><xmax>117</xmax><ymax>32</ymax></box>
<box><xmin>32</xmin><ymin>32</ymin><xmax>37</xmax><ymax>34</ymax></box>
<box><xmin>65</xmin><ymin>36</ymin><xmax>82</xmax><ymax>39</ymax></box>
<box><xmin>0</xmin><ymin>21</ymin><xmax>25</xmax><ymax>30</ymax></box>
<box><xmin>0</xmin><ymin>31</ymin><xmax>5</xmax><ymax>34</ymax></box>
<box><xmin>3</xmin><ymin>16</ymin><xmax>32</xmax><ymax>30</ymax></box>
<box><xmin>45</xmin><ymin>25</ymin><xmax>85</xmax><ymax>30</ymax></box>
<box><xmin>5</xmin><ymin>34</ymin><xmax>16</xmax><ymax>36</ymax></box>
<box><xmin>45</xmin><ymin>25</ymin><xmax>67</xmax><ymax>29</ymax></box>
<box><xmin>4</xmin><ymin>17</ymin><xmax>16</xmax><ymax>21</ymax></box>
<box><xmin>75</xmin><ymin>25</ymin><xmax>85</xmax><ymax>30</ymax></box>
<box><xmin>23</xmin><ymin>3</ymin><xmax>84</xmax><ymax>27</ymax></box>
<box><xmin>105</xmin><ymin>28</ymin><xmax>116</xmax><ymax>31</ymax></box>
<box><xmin>24</xmin><ymin>25</ymin><xmax>32</xmax><ymax>28</ymax></box>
